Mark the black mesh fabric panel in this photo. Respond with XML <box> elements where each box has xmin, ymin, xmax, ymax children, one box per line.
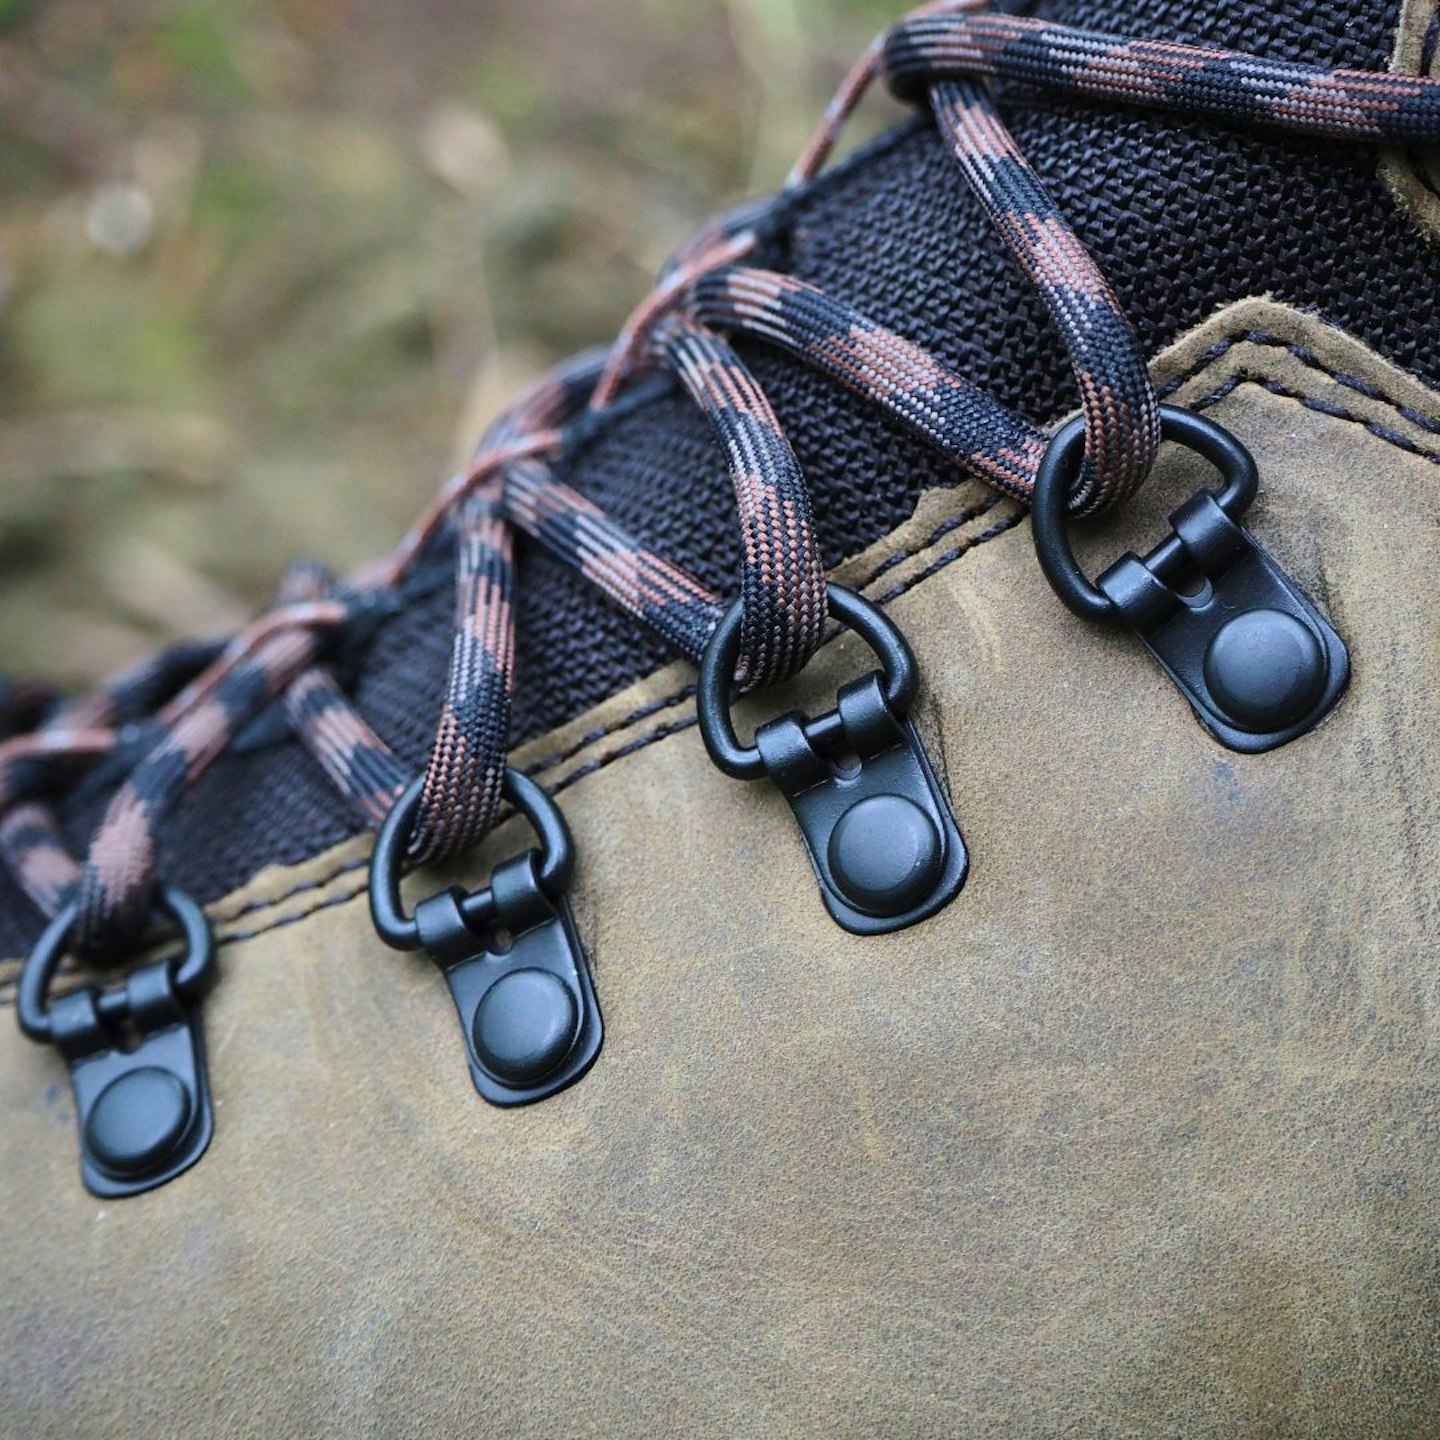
<box><xmin>4</xmin><ymin>0</ymin><xmax>1437</xmax><ymax>955</ymax></box>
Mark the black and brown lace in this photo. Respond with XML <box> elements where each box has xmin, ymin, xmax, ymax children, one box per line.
<box><xmin>5</xmin><ymin>0</ymin><xmax>1440</xmax><ymax>962</ymax></box>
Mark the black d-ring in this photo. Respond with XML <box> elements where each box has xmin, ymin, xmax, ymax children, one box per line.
<box><xmin>369</xmin><ymin>768</ymin><xmax>575</xmax><ymax>954</ymax></box>
<box><xmin>1031</xmin><ymin>404</ymin><xmax>1259</xmax><ymax>623</ymax></box>
<box><xmin>1029</xmin><ymin>402</ymin><xmax>1349</xmax><ymax>754</ymax></box>
<box><xmin>695</xmin><ymin>582</ymin><xmax>965</xmax><ymax>934</ymax></box>
<box><xmin>17</xmin><ymin>884</ymin><xmax>215</xmax><ymax>1044</ymax></box>
<box><xmin>17</xmin><ymin>883</ymin><xmax>218</xmax><ymax>1200</ymax></box>
<box><xmin>368</xmin><ymin>767</ymin><xmax>601</xmax><ymax>1108</ymax></box>
<box><xmin>697</xmin><ymin>583</ymin><xmax>919</xmax><ymax>781</ymax></box>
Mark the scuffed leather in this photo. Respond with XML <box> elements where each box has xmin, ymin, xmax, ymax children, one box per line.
<box><xmin>2</xmin><ymin>301</ymin><xmax>1439</xmax><ymax>1437</ymax></box>
<box><xmin>1384</xmin><ymin>0</ymin><xmax>1440</xmax><ymax>245</ymax></box>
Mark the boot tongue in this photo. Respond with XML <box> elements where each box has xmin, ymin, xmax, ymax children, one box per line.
<box><xmin>1035</xmin><ymin>0</ymin><xmax>1399</xmax><ymax>68</ymax></box>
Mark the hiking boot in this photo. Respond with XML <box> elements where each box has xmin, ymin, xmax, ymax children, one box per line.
<box><xmin>4</xmin><ymin>0</ymin><xmax>1440</xmax><ymax>1432</ymax></box>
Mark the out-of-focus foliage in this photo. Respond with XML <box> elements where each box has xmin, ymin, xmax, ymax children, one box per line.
<box><xmin>0</xmin><ymin>0</ymin><xmax>907</xmax><ymax>685</ymax></box>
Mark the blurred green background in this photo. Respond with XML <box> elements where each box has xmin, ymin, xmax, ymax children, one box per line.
<box><xmin>0</xmin><ymin>0</ymin><xmax>904</xmax><ymax>686</ymax></box>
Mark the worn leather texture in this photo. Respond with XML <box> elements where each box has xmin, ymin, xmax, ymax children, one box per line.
<box><xmin>3</xmin><ymin>301</ymin><xmax>1440</xmax><ymax>1436</ymax></box>
<box><xmin>1385</xmin><ymin>0</ymin><xmax>1440</xmax><ymax>242</ymax></box>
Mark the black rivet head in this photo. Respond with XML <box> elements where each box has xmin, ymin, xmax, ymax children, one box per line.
<box><xmin>1203</xmin><ymin>608</ymin><xmax>1327</xmax><ymax>731</ymax></box>
<box><xmin>472</xmin><ymin>969</ymin><xmax>579</xmax><ymax>1086</ymax></box>
<box><xmin>827</xmin><ymin>793</ymin><xmax>942</xmax><ymax>917</ymax></box>
<box><xmin>84</xmin><ymin>1067</ymin><xmax>193</xmax><ymax>1177</ymax></box>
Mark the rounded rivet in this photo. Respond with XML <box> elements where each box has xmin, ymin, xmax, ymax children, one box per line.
<box><xmin>84</xmin><ymin>1067</ymin><xmax>193</xmax><ymax>1177</ymax></box>
<box><xmin>472</xmin><ymin>969</ymin><xmax>579</xmax><ymax>1086</ymax></box>
<box><xmin>1203</xmin><ymin>608</ymin><xmax>1327</xmax><ymax>731</ymax></box>
<box><xmin>827</xmin><ymin>793</ymin><xmax>942</xmax><ymax>917</ymax></box>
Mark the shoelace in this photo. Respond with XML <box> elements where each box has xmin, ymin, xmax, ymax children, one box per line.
<box><xmin>4</xmin><ymin>0</ymin><xmax>1440</xmax><ymax>964</ymax></box>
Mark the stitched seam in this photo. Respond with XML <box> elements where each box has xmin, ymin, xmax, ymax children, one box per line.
<box><xmin>510</xmin><ymin>335</ymin><xmax>1440</xmax><ymax>804</ymax></box>
<box><xmin>0</xmin><ymin>502</ymin><xmax>1016</xmax><ymax>994</ymax></box>
<box><xmin>217</xmin><ymin>876</ymin><xmax>371</xmax><ymax>950</ymax></box>
<box><xmin>541</xmin><ymin>504</ymin><xmax>1027</xmax><ymax>799</ymax></box>
<box><xmin>502</xmin><ymin>315</ymin><xmax>1440</xmax><ymax>791</ymax></box>
<box><xmin>527</xmin><ymin>493</ymin><xmax>1009</xmax><ymax>781</ymax></box>
<box><xmin>0</xmin><ymin>497</ymin><xmax>1025</xmax><ymax>998</ymax></box>
<box><xmin>210</xmin><ymin>855</ymin><xmax>371</xmax><ymax>928</ymax></box>
<box><xmin>32</xmin><ymin>331</ymin><xmax>1440</xmax><ymax>942</ymax></box>
<box><xmin>1157</xmin><ymin>329</ymin><xmax>1440</xmax><ymax>443</ymax></box>
<box><xmin>526</xmin><ymin>689</ymin><xmax>698</xmax><ymax>781</ymax></box>
<box><xmin>2</xmin><ymin>333</ymin><xmax>1437</xmax><ymax>988</ymax></box>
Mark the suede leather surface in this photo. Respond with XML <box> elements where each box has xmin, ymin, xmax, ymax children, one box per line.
<box><xmin>3</xmin><ymin>302</ymin><xmax>1440</xmax><ymax>1436</ymax></box>
<box><xmin>1385</xmin><ymin>0</ymin><xmax>1440</xmax><ymax>242</ymax></box>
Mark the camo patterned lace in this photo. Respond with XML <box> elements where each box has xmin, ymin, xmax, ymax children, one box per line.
<box><xmin>5</xmin><ymin>0</ymin><xmax>1440</xmax><ymax>960</ymax></box>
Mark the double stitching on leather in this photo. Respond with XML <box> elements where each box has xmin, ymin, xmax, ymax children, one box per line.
<box><xmin>5</xmin><ymin>301</ymin><xmax>1440</xmax><ymax>994</ymax></box>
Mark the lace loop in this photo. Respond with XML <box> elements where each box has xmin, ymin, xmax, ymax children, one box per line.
<box><xmin>658</xmin><ymin>315</ymin><xmax>828</xmax><ymax>690</ymax></box>
<box><xmin>408</xmin><ymin>482</ymin><xmax>517</xmax><ymax>865</ymax></box>
<box><xmin>74</xmin><ymin>599</ymin><xmax>348</xmax><ymax>958</ymax></box>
